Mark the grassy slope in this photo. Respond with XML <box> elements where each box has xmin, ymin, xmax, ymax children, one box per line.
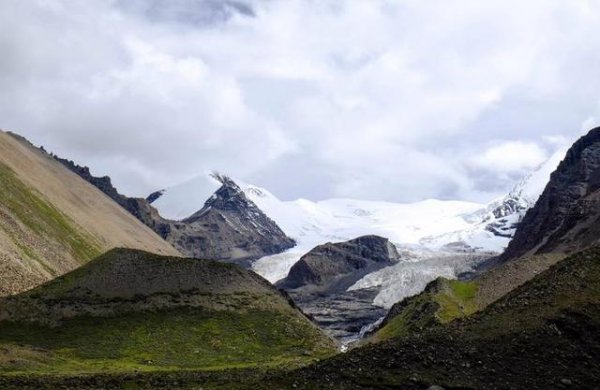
<box><xmin>0</xmin><ymin>131</ymin><xmax>178</xmax><ymax>296</ymax></box>
<box><xmin>0</xmin><ymin>163</ymin><xmax>102</xmax><ymax>268</ymax></box>
<box><xmin>371</xmin><ymin>253</ymin><xmax>566</xmax><ymax>342</ymax></box>
<box><xmin>0</xmin><ymin>249</ymin><xmax>336</xmax><ymax>379</ymax></box>
<box><xmin>373</xmin><ymin>278</ymin><xmax>479</xmax><ymax>341</ymax></box>
<box><xmin>0</xmin><ymin>308</ymin><xmax>333</xmax><ymax>375</ymax></box>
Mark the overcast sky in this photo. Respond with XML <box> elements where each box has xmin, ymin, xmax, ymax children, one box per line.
<box><xmin>1</xmin><ymin>0</ymin><xmax>599</xmax><ymax>202</ymax></box>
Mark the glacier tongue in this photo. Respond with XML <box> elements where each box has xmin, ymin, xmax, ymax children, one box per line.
<box><xmin>348</xmin><ymin>249</ymin><xmax>494</xmax><ymax>308</ymax></box>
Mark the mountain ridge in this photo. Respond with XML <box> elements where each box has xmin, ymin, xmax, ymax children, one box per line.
<box><xmin>47</xmin><ymin>145</ymin><xmax>295</xmax><ymax>264</ymax></box>
<box><xmin>0</xmin><ymin>130</ymin><xmax>179</xmax><ymax>296</ymax></box>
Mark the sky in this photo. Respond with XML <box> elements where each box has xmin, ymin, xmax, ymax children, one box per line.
<box><xmin>1</xmin><ymin>0</ymin><xmax>599</xmax><ymax>203</ymax></box>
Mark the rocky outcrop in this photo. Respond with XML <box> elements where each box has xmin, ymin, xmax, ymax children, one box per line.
<box><xmin>281</xmin><ymin>235</ymin><xmax>400</xmax><ymax>290</ymax></box>
<box><xmin>500</xmin><ymin>127</ymin><xmax>600</xmax><ymax>262</ymax></box>
<box><xmin>277</xmin><ymin>235</ymin><xmax>400</xmax><ymax>342</ymax></box>
<box><xmin>52</xmin><ymin>153</ymin><xmax>295</xmax><ymax>264</ymax></box>
<box><xmin>166</xmin><ymin>176</ymin><xmax>296</xmax><ymax>264</ymax></box>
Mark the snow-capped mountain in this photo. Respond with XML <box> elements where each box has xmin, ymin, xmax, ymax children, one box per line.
<box><xmin>149</xmin><ymin>149</ymin><xmax>566</xmax><ymax>304</ymax></box>
<box><xmin>147</xmin><ymin>150</ymin><xmax>566</xmax><ymax>342</ymax></box>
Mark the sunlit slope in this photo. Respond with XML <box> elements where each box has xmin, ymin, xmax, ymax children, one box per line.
<box><xmin>0</xmin><ymin>131</ymin><xmax>179</xmax><ymax>296</ymax></box>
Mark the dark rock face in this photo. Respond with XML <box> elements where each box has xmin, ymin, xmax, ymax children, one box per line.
<box><xmin>500</xmin><ymin>127</ymin><xmax>600</xmax><ymax>262</ymax></box>
<box><xmin>169</xmin><ymin>177</ymin><xmax>296</xmax><ymax>264</ymax></box>
<box><xmin>52</xmin><ymin>155</ymin><xmax>295</xmax><ymax>264</ymax></box>
<box><xmin>278</xmin><ymin>235</ymin><xmax>400</xmax><ymax>342</ymax></box>
<box><xmin>146</xmin><ymin>190</ymin><xmax>165</xmax><ymax>203</ymax></box>
<box><xmin>281</xmin><ymin>235</ymin><xmax>400</xmax><ymax>290</ymax></box>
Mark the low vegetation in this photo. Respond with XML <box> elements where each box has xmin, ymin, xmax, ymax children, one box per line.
<box><xmin>0</xmin><ymin>307</ymin><xmax>333</xmax><ymax>375</ymax></box>
<box><xmin>373</xmin><ymin>278</ymin><xmax>479</xmax><ymax>341</ymax></box>
<box><xmin>0</xmin><ymin>248</ymin><xmax>336</xmax><ymax>387</ymax></box>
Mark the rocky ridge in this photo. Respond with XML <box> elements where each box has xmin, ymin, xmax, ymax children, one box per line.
<box><xmin>500</xmin><ymin>127</ymin><xmax>600</xmax><ymax>261</ymax></box>
<box><xmin>52</xmin><ymin>152</ymin><xmax>295</xmax><ymax>264</ymax></box>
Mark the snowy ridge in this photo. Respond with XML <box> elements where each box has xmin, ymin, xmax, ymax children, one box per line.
<box><xmin>151</xmin><ymin>172</ymin><xmax>223</xmax><ymax>220</ymax></box>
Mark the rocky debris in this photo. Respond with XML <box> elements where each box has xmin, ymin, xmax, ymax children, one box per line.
<box><xmin>501</xmin><ymin>126</ymin><xmax>600</xmax><ymax>262</ymax></box>
<box><xmin>287</xmin><ymin>287</ymin><xmax>387</xmax><ymax>343</ymax></box>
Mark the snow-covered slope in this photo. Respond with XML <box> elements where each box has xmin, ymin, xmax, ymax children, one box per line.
<box><xmin>245</xmin><ymin>189</ymin><xmax>488</xmax><ymax>283</ymax></box>
<box><xmin>347</xmin><ymin>148</ymin><xmax>568</xmax><ymax>309</ymax></box>
<box><xmin>151</xmin><ymin>172</ymin><xmax>222</xmax><ymax>220</ymax></box>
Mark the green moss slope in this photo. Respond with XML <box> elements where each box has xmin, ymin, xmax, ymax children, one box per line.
<box><xmin>0</xmin><ymin>308</ymin><xmax>333</xmax><ymax>375</ymax></box>
<box><xmin>0</xmin><ymin>249</ymin><xmax>336</xmax><ymax>377</ymax></box>
<box><xmin>373</xmin><ymin>278</ymin><xmax>479</xmax><ymax>341</ymax></box>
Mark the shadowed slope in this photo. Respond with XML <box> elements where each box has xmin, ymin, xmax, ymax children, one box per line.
<box><xmin>251</xmin><ymin>247</ymin><xmax>600</xmax><ymax>389</ymax></box>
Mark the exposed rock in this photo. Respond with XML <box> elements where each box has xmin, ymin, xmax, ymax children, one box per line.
<box><xmin>175</xmin><ymin>175</ymin><xmax>296</xmax><ymax>264</ymax></box>
<box><xmin>277</xmin><ymin>236</ymin><xmax>400</xmax><ymax>341</ymax></box>
<box><xmin>52</xmin><ymin>152</ymin><xmax>295</xmax><ymax>264</ymax></box>
<box><xmin>500</xmin><ymin>127</ymin><xmax>600</xmax><ymax>262</ymax></box>
<box><xmin>280</xmin><ymin>235</ymin><xmax>400</xmax><ymax>290</ymax></box>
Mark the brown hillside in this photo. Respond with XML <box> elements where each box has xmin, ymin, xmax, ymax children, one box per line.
<box><xmin>0</xmin><ymin>131</ymin><xmax>179</xmax><ymax>296</ymax></box>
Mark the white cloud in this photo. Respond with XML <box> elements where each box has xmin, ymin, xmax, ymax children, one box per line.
<box><xmin>0</xmin><ymin>0</ymin><xmax>599</xmax><ymax>202</ymax></box>
<box><xmin>470</xmin><ymin>141</ymin><xmax>548</xmax><ymax>173</ymax></box>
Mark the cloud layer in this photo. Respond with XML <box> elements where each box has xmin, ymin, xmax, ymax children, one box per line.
<box><xmin>1</xmin><ymin>0</ymin><xmax>599</xmax><ymax>202</ymax></box>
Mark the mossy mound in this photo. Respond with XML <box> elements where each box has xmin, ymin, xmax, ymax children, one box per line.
<box><xmin>373</xmin><ymin>278</ymin><xmax>479</xmax><ymax>341</ymax></box>
<box><xmin>0</xmin><ymin>249</ymin><xmax>336</xmax><ymax>378</ymax></box>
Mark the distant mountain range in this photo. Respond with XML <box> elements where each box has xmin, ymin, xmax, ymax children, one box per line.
<box><xmin>151</xmin><ymin>148</ymin><xmax>564</xmax><ymax>279</ymax></box>
<box><xmin>146</xmin><ymin>145</ymin><xmax>566</xmax><ymax>340</ymax></box>
<box><xmin>54</xmin><ymin>158</ymin><xmax>295</xmax><ymax>266</ymax></box>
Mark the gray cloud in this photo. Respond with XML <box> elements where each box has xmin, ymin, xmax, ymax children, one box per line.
<box><xmin>0</xmin><ymin>0</ymin><xmax>598</xmax><ymax>202</ymax></box>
